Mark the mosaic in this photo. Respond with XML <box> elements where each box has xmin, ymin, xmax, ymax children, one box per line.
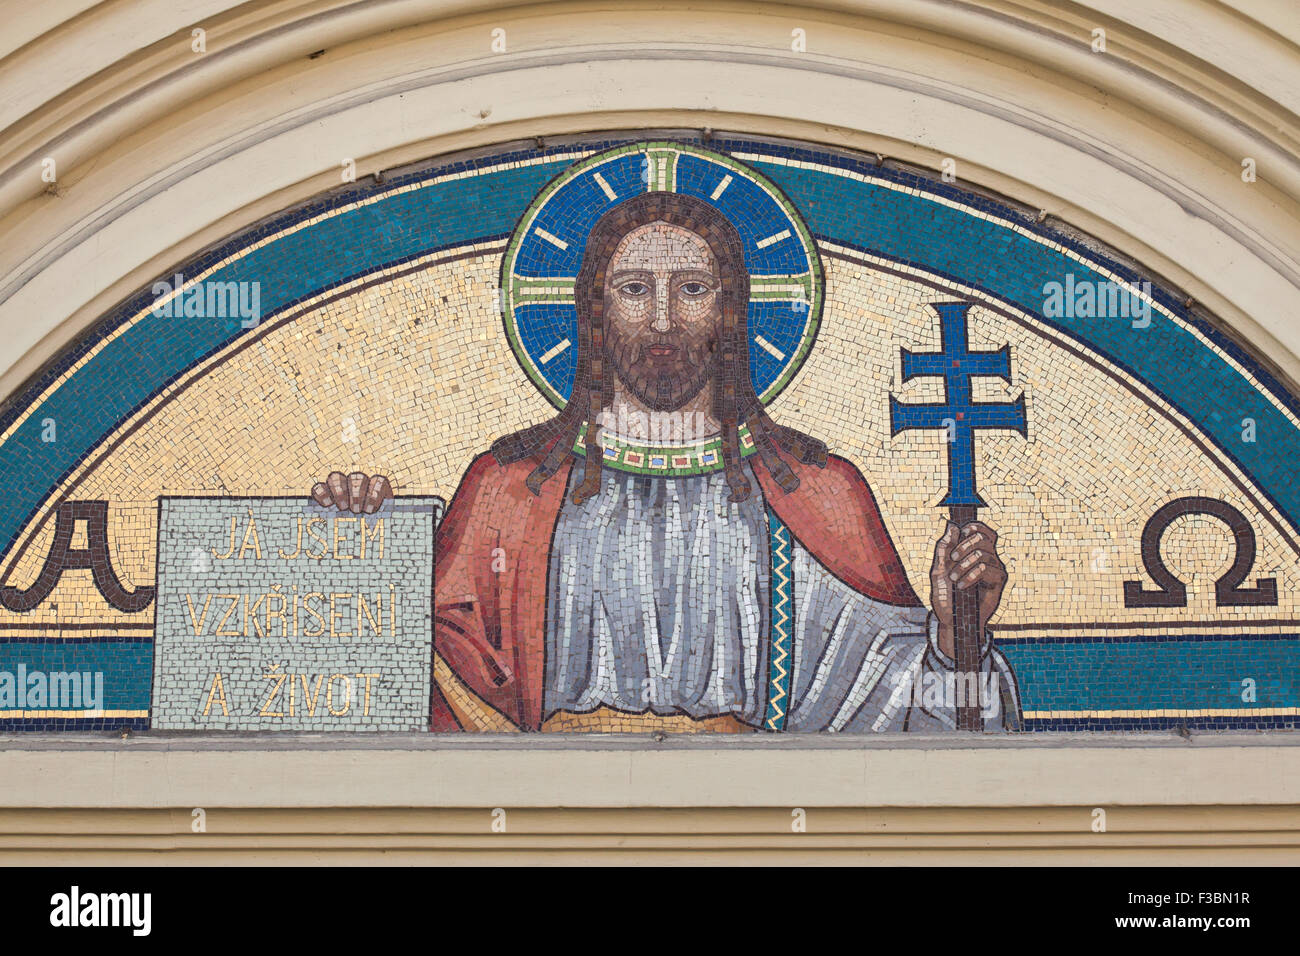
<box><xmin>150</xmin><ymin>496</ymin><xmax>440</xmax><ymax>730</ymax></box>
<box><xmin>0</xmin><ymin>135</ymin><xmax>1296</xmax><ymax>733</ymax></box>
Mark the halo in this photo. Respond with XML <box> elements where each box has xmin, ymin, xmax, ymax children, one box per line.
<box><xmin>500</xmin><ymin>141</ymin><xmax>824</xmax><ymax>409</ymax></box>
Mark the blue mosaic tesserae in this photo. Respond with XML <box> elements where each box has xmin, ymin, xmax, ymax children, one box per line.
<box><xmin>0</xmin><ymin>135</ymin><xmax>1296</xmax><ymax>734</ymax></box>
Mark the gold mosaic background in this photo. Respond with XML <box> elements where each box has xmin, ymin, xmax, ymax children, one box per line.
<box><xmin>2</xmin><ymin>247</ymin><xmax>1293</xmax><ymax>637</ymax></box>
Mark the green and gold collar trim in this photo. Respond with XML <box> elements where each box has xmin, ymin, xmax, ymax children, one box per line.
<box><xmin>572</xmin><ymin>422</ymin><xmax>757</xmax><ymax>476</ymax></box>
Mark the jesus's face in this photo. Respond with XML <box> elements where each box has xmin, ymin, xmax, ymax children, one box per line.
<box><xmin>602</xmin><ymin>222</ymin><xmax>723</xmax><ymax>411</ymax></box>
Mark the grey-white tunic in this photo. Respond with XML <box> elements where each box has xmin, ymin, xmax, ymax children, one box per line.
<box><xmin>543</xmin><ymin>462</ymin><xmax>1021</xmax><ymax>731</ymax></box>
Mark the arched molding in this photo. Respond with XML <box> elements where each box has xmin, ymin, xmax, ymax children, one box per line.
<box><xmin>0</xmin><ymin>0</ymin><xmax>1297</xmax><ymax>402</ymax></box>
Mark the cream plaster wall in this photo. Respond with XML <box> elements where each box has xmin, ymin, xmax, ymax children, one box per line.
<box><xmin>1</xmin><ymin>0</ymin><xmax>1299</xmax><ymax>860</ymax></box>
<box><xmin>1</xmin><ymin>1</ymin><xmax>1299</xmax><ymax>399</ymax></box>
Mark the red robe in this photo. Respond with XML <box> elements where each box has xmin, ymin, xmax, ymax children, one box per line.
<box><xmin>430</xmin><ymin>444</ymin><xmax>920</xmax><ymax>731</ymax></box>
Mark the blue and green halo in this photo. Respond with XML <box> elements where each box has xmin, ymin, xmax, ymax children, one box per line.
<box><xmin>500</xmin><ymin>141</ymin><xmax>825</xmax><ymax>410</ymax></box>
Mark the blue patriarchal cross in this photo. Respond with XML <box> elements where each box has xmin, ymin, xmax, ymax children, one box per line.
<box><xmin>889</xmin><ymin>302</ymin><xmax>1028</xmax><ymax>507</ymax></box>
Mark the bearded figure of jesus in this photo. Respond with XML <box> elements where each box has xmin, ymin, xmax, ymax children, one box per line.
<box><xmin>310</xmin><ymin>192</ymin><xmax>1022</xmax><ymax>733</ymax></box>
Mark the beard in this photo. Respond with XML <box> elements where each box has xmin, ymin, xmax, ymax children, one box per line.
<box><xmin>605</xmin><ymin>327</ymin><xmax>716</xmax><ymax>411</ymax></box>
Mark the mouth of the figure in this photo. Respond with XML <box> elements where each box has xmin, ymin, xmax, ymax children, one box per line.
<box><xmin>644</xmin><ymin>345</ymin><xmax>679</xmax><ymax>360</ymax></box>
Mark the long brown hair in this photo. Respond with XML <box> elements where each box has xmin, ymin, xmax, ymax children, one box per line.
<box><xmin>492</xmin><ymin>192</ymin><xmax>826</xmax><ymax>504</ymax></box>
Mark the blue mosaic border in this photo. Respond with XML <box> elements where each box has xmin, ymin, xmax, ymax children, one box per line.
<box><xmin>2</xmin><ymin>134</ymin><xmax>1297</xmax><ymax>561</ymax></box>
<box><xmin>1025</xmin><ymin>715</ymin><xmax>1300</xmax><ymax>732</ymax></box>
<box><xmin>0</xmin><ymin>718</ymin><xmax>150</xmax><ymax>732</ymax></box>
<box><xmin>0</xmin><ymin>640</ymin><xmax>153</xmax><ymax>730</ymax></box>
<box><xmin>1001</xmin><ymin>639</ymin><xmax>1300</xmax><ymax>712</ymax></box>
<box><xmin>994</xmin><ymin>631</ymin><xmax>1300</xmax><ymax>645</ymax></box>
<box><xmin>4</xmin><ymin>133</ymin><xmax>1297</xmax><ymax>568</ymax></box>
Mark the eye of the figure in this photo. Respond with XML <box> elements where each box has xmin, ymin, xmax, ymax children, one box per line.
<box><xmin>679</xmin><ymin>281</ymin><xmax>712</xmax><ymax>297</ymax></box>
<box><xmin>618</xmin><ymin>280</ymin><xmax>651</xmax><ymax>297</ymax></box>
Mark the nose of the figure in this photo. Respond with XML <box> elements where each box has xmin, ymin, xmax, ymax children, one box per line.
<box><xmin>651</xmin><ymin>284</ymin><xmax>672</xmax><ymax>334</ymax></box>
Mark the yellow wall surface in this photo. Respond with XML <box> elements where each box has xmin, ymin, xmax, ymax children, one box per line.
<box><xmin>1</xmin><ymin>0</ymin><xmax>1299</xmax><ymax>861</ymax></box>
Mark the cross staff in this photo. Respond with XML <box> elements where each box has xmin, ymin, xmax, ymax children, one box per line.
<box><xmin>889</xmin><ymin>302</ymin><xmax>1027</xmax><ymax>730</ymax></box>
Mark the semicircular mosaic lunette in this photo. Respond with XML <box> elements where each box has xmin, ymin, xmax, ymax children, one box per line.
<box><xmin>1</xmin><ymin>133</ymin><xmax>1296</xmax><ymax>733</ymax></box>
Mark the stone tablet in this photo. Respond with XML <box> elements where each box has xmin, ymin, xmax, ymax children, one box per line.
<box><xmin>150</xmin><ymin>497</ymin><xmax>441</xmax><ymax>730</ymax></box>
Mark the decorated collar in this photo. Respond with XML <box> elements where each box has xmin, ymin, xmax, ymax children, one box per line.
<box><xmin>571</xmin><ymin>422</ymin><xmax>757</xmax><ymax>476</ymax></box>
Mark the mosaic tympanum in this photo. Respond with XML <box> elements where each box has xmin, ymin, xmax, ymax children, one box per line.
<box><xmin>1</xmin><ymin>136</ymin><xmax>1296</xmax><ymax>733</ymax></box>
